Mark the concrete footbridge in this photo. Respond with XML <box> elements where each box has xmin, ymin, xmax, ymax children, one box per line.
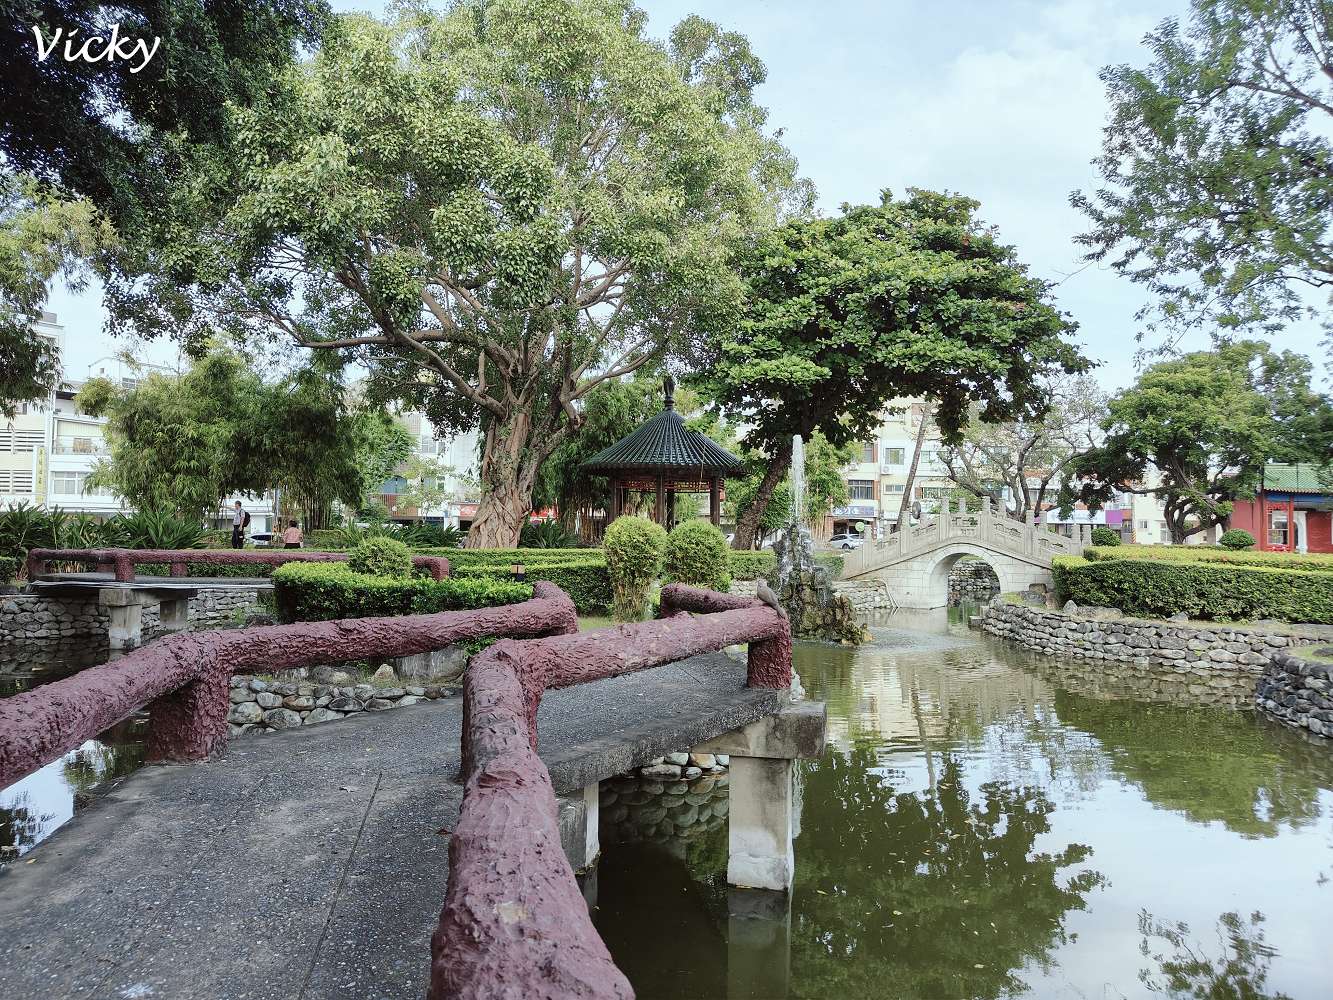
<box><xmin>838</xmin><ymin>501</ymin><xmax>1090</xmax><ymax>607</ymax></box>
<box><xmin>0</xmin><ymin>578</ymin><xmax>824</xmax><ymax>999</ymax></box>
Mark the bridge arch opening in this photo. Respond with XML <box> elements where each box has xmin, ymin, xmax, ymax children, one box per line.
<box><xmin>945</xmin><ymin>555</ymin><xmax>1000</xmax><ymax>606</ymax></box>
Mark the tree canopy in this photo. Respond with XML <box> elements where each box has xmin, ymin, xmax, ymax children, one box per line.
<box><xmin>1073</xmin><ymin>0</ymin><xmax>1333</xmax><ymax>344</ymax></box>
<box><xmin>696</xmin><ymin>188</ymin><xmax>1089</xmax><ymax>547</ymax></box>
<box><xmin>78</xmin><ymin>352</ymin><xmax>402</xmax><ymax>524</ymax></box>
<box><xmin>1070</xmin><ymin>341</ymin><xmax>1330</xmax><ymax>542</ymax></box>
<box><xmin>104</xmin><ymin>1</ymin><xmax>807</xmax><ymax>546</ymax></box>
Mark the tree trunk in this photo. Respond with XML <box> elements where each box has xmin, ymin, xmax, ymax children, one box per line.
<box><xmin>731</xmin><ymin>437</ymin><xmax>793</xmax><ymax>550</ymax></box>
<box><xmin>466</xmin><ymin>407</ymin><xmax>548</xmax><ymax>548</ymax></box>
<box><xmin>896</xmin><ymin>404</ymin><xmax>932</xmax><ymax>528</ymax></box>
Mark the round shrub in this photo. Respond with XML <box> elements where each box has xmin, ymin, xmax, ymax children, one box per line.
<box><xmin>602</xmin><ymin>516</ymin><xmax>667</xmax><ymax>622</ymax></box>
<box><xmin>1089</xmin><ymin>525</ymin><xmax>1121</xmax><ymax>547</ymax></box>
<box><xmin>347</xmin><ymin>536</ymin><xmax>412</xmax><ymax>578</ymax></box>
<box><xmin>664</xmin><ymin>520</ymin><xmax>732</xmax><ymax>592</ymax></box>
<box><xmin>1219</xmin><ymin>528</ymin><xmax>1256</xmax><ymax>550</ymax></box>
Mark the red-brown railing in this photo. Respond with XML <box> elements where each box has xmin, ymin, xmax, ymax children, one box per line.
<box><xmin>0</xmin><ymin>582</ymin><xmax>573</xmax><ymax>789</ymax></box>
<box><xmin>25</xmin><ymin>547</ymin><xmax>452</xmax><ymax>582</ymax></box>
<box><xmin>431</xmin><ymin>584</ymin><xmax>789</xmax><ymax>1000</ymax></box>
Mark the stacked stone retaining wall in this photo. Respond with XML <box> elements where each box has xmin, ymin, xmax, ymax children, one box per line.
<box><xmin>979</xmin><ymin>601</ymin><xmax>1324</xmax><ymax>709</ymax></box>
<box><xmin>1256</xmin><ymin>650</ymin><xmax>1333</xmax><ymax>739</ymax></box>
<box><xmin>0</xmin><ymin>588</ymin><xmax>265</xmax><ymax>647</ymax></box>
<box><xmin>948</xmin><ymin>560</ymin><xmax>1000</xmax><ymax>605</ymax></box>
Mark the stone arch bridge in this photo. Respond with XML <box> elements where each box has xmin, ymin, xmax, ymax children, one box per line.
<box><xmin>839</xmin><ymin>502</ymin><xmax>1091</xmax><ymax>608</ymax></box>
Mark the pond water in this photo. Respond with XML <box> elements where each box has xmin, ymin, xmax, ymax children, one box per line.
<box><xmin>593</xmin><ymin>607</ymin><xmax>1333</xmax><ymax>1000</ymax></box>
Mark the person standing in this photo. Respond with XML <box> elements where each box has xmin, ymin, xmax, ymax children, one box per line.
<box><xmin>281</xmin><ymin>519</ymin><xmax>303</xmax><ymax>549</ymax></box>
<box><xmin>230</xmin><ymin>501</ymin><xmax>249</xmax><ymax>549</ymax></box>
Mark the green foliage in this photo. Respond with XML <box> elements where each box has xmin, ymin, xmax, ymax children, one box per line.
<box><xmin>272</xmin><ymin>562</ymin><xmax>530</xmax><ymax>623</ymax></box>
<box><xmin>603</xmin><ymin>516</ymin><xmax>667</xmax><ymax>622</ymax></box>
<box><xmin>726</xmin><ymin>432</ymin><xmax>853</xmax><ymax>543</ymax></box>
<box><xmin>306</xmin><ymin>529</ymin><xmax>350</xmax><ymax>551</ymax></box>
<box><xmin>1219</xmin><ymin>529</ymin><xmax>1257</xmax><ymax>551</ymax></box>
<box><xmin>0</xmin><ymin>556</ymin><xmax>16</xmax><ymax>583</ymax></box>
<box><xmin>1089</xmin><ymin>526</ymin><xmax>1121</xmax><ymax>547</ymax></box>
<box><xmin>726</xmin><ymin>550</ymin><xmax>843</xmax><ymax>581</ymax></box>
<box><xmin>347</xmin><ymin>536</ymin><xmax>412</xmax><ymax>578</ymax></box>
<box><xmin>81</xmin><ymin>351</ymin><xmax>383</xmax><ymax>523</ymax></box>
<box><xmin>453</xmin><ymin>560</ymin><xmax>611</xmax><ymax>615</ymax></box>
<box><xmin>395</xmin><ymin>522</ymin><xmax>463</xmax><ymax>549</ymax></box>
<box><xmin>109</xmin><ymin>2</ymin><xmax>806</xmax><ymax>546</ymax></box>
<box><xmin>1</xmin><ymin>175</ymin><xmax>116</xmax><ymax>416</ymax></box>
<box><xmin>110</xmin><ymin>508</ymin><xmax>205</xmax><ymax>549</ymax></box>
<box><xmin>1052</xmin><ymin>556</ymin><xmax>1333</xmax><ymax>623</ymax></box>
<box><xmin>1071</xmin><ymin>343</ymin><xmax>1326</xmax><ymax>543</ymax></box>
<box><xmin>1083</xmin><ymin>543</ymin><xmax>1333</xmax><ymax>572</ymax></box>
<box><xmin>519</xmin><ymin>518</ymin><xmax>579</xmax><ymax>549</ymax></box>
<box><xmin>1073</xmin><ymin>0</ymin><xmax>1333</xmax><ymax>342</ymax></box>
<box><xmin>423</xmin><ymin>547</ymin><xmax>597</xmax><ymax>567</ymax></box>
<box><xmin>663</xmin><ymin>520</ymin><xmax>732</xmax><ymax>591</ymax></box>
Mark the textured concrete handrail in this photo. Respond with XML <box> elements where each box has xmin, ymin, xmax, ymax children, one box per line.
<box><xmin>0</xmin><ymin>582</ymin><xmax>575</xmax><ymax>789</ymax></box>
<box><xmin>25</xmin><ymin>547</ymin><xmax>451</xmax><ymax>582</ymax></box>
<box><xmin>432</xmin><ymin>587</ymin><xmax>790</xmax><ymax>1000</ymax></box>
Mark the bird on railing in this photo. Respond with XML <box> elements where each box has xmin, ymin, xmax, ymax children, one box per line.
<box><xmin>755</xmin><ymin>578</ymin><xmax>787</xmax><ymax>618</ymax></box>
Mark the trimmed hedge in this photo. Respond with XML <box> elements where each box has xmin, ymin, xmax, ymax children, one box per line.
<box><xmin>415</xmin><ymin>547</ymin><xmax>595</xmax><ymax>566</ymax></box>
<box><xmin>726</xmin><ymin>550</ymin><xmax>844</xmax><ymax>580</ymax></box>
<box><xmin>1083</xmin><ymin>544</ymin><xmax>1333</xmax><ymax>572</ymax></box>
<box><xmin>1218</xmin><ymin>528</ymin><xmax>1256</xmax><ymax>550</ymax></box>
<box><xmin>272</xmin><ymin>562</ymin><xmax>531</xmax><ymax>623</ymax></box>
<box><xmin>1052</xmin><ymin>555</ymin><xmax>1333</xmax><ymax>623</ymax></box>
<box><xmin>451</xmin><ymin>559</ymin><xmax>611</xmax><ymax>615</ymax></box>
<box><xmin>348</xmin><ymin>536</ymin><xmax>412</xmax><ymax>577</ymax></box>
<box><xmin>0</xmin><ymin>555</ymin><xmax>16</xmax><ymax>583</ymax></box>
<box><xmin>664</xmin><ymin>521</ymin><xmax>731</xmax><ymax>591</ymax></box>
<box><xmin>1089</xmin><ymin>526</ymin><xmax>1121</xmax><ymax>546</ymax></box>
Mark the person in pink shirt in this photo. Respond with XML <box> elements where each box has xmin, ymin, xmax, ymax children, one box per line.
<box><xmin>281</xmin><ymin>520</ymin><xmax>303</xmax><ymax>549</ymax></box>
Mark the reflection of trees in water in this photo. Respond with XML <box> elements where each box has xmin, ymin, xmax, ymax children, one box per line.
<box><xmin>1138</xmin><ymin>909</ymin><xmax>1293</xmax><ymax>1000</ymax></box>
<box><xmin>0</xmin><ymin>790</ymin><xmax>58</xmax><ymax>855</ymax></box>
<box><xmin>61</xmin><ymin>731</ymin><xmax>146</xmax><ymax>797</ymax></box>
<box><xmin>1054</xmin><ymin>694</ymin><xmax>1333</xmax><ymax>838</ymax></box>
<box><xmin>791</xmin><ymin>743</ymin><xmax>1104</xmax><ymax>1000</ymax></box>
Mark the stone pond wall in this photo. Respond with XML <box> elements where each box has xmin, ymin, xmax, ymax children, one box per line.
<box><xmin>599</xmin><ymin>770</ymin><xmax>731</xmax><ymax>849</ymax></box>
<box><xmin>979</xmin><ymin>600</ymin><xmax>1325</xmax><ymax>709</ymax></box>
<box><xmin>948</xmin><ymin>561</ymin><xmax>1000</xmax><ymax>605</ymax></box>
<box><xmin>1256</xmin><ymin>650</ymin><xmax>1333</xmax><ymax>739</ymax></box>
<box><xmin>226</xmin><ymin>669</ymin><xmax>456</xmax><ymax>736</ymax></box>
<box><xmin>0</xmin><ymin>588</ymin><xmax>265</xmax><ymax>649</ymax></box>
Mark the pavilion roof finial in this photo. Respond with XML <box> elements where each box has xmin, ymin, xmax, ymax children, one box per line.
<box><xmin>663</xmin><ymin>374</ymin><xmax>675</xmax><ymax>410</ymax></box>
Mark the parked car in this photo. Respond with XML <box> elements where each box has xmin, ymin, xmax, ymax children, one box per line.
<box><xmin>828</xmin><ymin>532</ymin><xmax>864</xmax><ymax>550</ymax></box>
<box><xmin>249</xmin><ymin>532</ymin><xmax>274</xmax><ymax>548</ymax></box>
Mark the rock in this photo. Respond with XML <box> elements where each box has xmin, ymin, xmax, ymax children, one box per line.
<box><xmin>715</xmin><ymin>754</ymin><xmax>729</xmax><ymax>766</ymax></box>
<box><xmin>397</xmin><ymin>695</ymin><xmax>423</xmax><ymax>706</ymax></box>
<box><xmin>665</xmin><ymin>752</ymin><xmax>691</xmax><ymax>766</ymax></box>
<box><xmin>248</xmin><ymin>679</ymin><xmax>269</xmax><ymax>693</ymax></box>
<box><xmin>405</xmin><ymin>686</ymin><xmax>426</xmax><ymax>697</ymax></box>
<box><xmin>375</xmin><ymin>687</ymin><xmax>406</xmax><ymax>699</ymax></box>
<box><xmin>640</xmin><ymin>763</ymin><xmax>682</xmax><ymax>779</ymax></box>
<box><xmin>229</xmin><ymin>688</ymin><xmax>256</xmax><ymax>704</ymax></box>
<box><xmin>328</xmin><ymin>696</ymin><xmax>364</xmax><ymax>712</ymax></box>
<box><xmin>283</xmin><ymin>695</ymin><xmax>315</xmax><ymax>711</ymax></box>
<box><xmin>371</xmin><ymin>664</ymin><xmax>396</xmax><ymax>681</ymax></box>
<box><xmin>682</xmin><ymin>766</ymin><xmax>702</xmax><ymax>779</ymax></box>
<box><xmin>263</xmin><ymin>708</ymin><xmax>303</xmax><ymax>729</ymax></box>
<box><xmin>312</xmin><ymin>666</ymin><xmax>354</xmax><ymax>684</ymax></box>
<box><xmin>365</xmin><ymin>698</ymin><xmax>395</xmax><ymax>711</ymax></box>
<box><xmin>304</xmin><ymin>707</ymin><xmax>344</xmax><ymax>725</ymax></box>
<box><xmin>255</xmin><ymin>692</ymin><xmax>283</xmax><ymax>709</ymax></box>
<box><xmin>314</xmin><ymin>695</ymin><xmax>332</xmax><ymax>708</ymax></box>
<box><xmin>689</xmin><ymin>753</ymin><xmax>716</xmax><ymax>768</ymax></box>
<box><xmin>1169</xmin><ymin>611</ymin><xmax>1189</xmax><ymax>622</ymax></box>
<box><xmin>1062</xmin><ymin>600</ymin><xmax>1078</xmax><ymax>613</ymax></box>
<box><xmin>227</xmin><ymin>702</ymin><xmax>263</xmax><ymax>725</ymax></box>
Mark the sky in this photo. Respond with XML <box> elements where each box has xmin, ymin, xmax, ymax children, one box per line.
<box><xmin>46</xmin><ymin>0</ymin><xmax>1329</xmax><ymax>391</ymax></box>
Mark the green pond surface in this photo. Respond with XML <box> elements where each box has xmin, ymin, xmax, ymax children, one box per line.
<box><xmin>592</xmin><ymin>608</ymin><xmax>1333</xmax><ymax>1000</ymax></box>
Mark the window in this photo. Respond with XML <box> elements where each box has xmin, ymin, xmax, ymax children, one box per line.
<box><xmin>883</xmin><ymin>484</ymin><xmax>906</xmax><ymax>494</ymax></box>
<box><xmin>918</xmin><ymin>486</ymin><xmax>948</xmax><ymax>499</ymax></box>
<box><xmin>1269</xmin><ymin>510</ymin><xmax>1289</xmax><ymax>548</ymax></box>
<box><xmin>883</xmin><ymin>447</ymin><xmax>905</xmax><ymax>465</ymax></box>
<box><xmin>1138</xmin><ymin>520</ymin><xmax>1149</xmax><ymax>530</ymax></box>
<box><xmin>52</xmin><ymin>471</ymin><xmax>80</xmax><ymax>495</ymax></box>
<box><xmin>848</xmin><ymin>479</ymin><xmax>875</xmax><ymax>500</ymax></box>
<box><xmin>1158</xmin><ymin>521</ymin><xmax>1169</xmax><ymax>538</ymax></box>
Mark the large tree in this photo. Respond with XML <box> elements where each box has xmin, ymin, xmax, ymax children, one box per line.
<box><xmin>1073</xmin><ymin>0</ymin><xmax>1333</xmax><ymax>343</ymax></box>
<box><xmin>0</xmin><ymin>175</ymin><xmax>114</xmax><ymax>415</ymax></box>
<box><xmin>939</xmin><ymin>374</ymin><xmax>1108</xmax><ymax>524</ymax></box>
<box><xmin>725</xmin><ymin>432</ymin><xmax>853</xmax><ymax>547</ymax></box>
<box><xmin>697</xmin><ymin>188</ymin><xmax>1089</xmax><ymax>550</ymax></box>
<box><xmin>0</xmin><ymin>0</ymin><xmax>329</xmax><ymax>221</ymax></box>
<box><xmin>104</xmin><ymin>2</ymin><xmax>806</xmax><ymax>546</ymax></box>
<box><xmin>1069</xmin><ymin>341</ymin><xmax>1328</xmax><ymax>543</ymax></box>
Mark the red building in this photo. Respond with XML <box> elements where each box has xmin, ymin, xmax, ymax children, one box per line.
<box><xmin>1228</xmin><ymin>464</ymin><xmax>1332</xmax><ymax>553</ymax></box>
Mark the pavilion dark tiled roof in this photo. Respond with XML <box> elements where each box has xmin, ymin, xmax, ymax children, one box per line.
<box><xmin>581</xmin><ymin>407</ymin><xmax>745</xmax><ymax>476</ymax></box>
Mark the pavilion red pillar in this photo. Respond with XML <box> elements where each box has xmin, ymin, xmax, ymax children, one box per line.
<box><xmin>709</xmin><ymin>477</ymin><xmax>720</xmax><ymax>526</ymax></box>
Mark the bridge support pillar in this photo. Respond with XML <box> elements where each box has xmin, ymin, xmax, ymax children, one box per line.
<box><xmin>147</xmin><ymin>668</ymin><xmax>230</xmax><ymax>764</ymax></box>
<box><xmin>99</xmin><ymin>588</ymin><xmax>151</xmax><ymax>657</ymax></box>
<box><xmin>695</xmin><ymin>701</ymin><xmax>826</xmax><ymax>892</ymax></box>
<box><xmin>557</xmin><ymin>781</ymin><xmax>600</xmax><ymax>874</ymax></box>
<box><xmin>156</xmin><ymin>596</ymin><xmax>191</xmax><ymax>635</ymax></box>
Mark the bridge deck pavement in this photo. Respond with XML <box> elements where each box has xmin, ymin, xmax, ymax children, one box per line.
<box><xmin>0</xmin><ymin>653</ymin><xmax>782</xmax><ymax>1000</ymax></box>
